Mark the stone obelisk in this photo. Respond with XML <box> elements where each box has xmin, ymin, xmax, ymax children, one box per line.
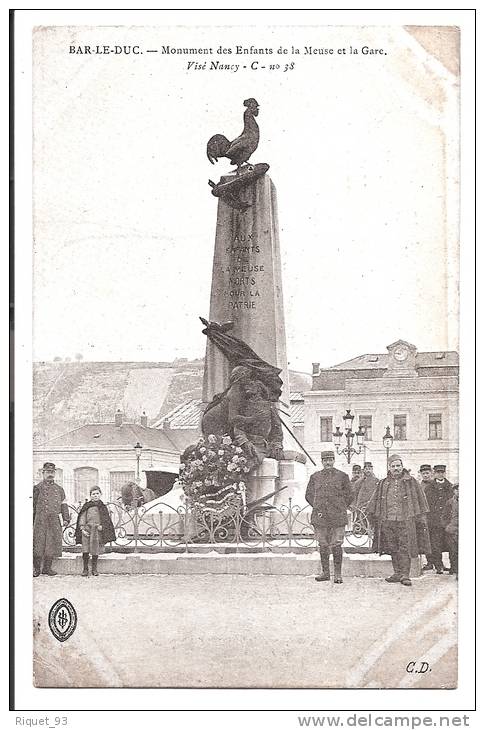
<box><xmin>202</xmin><ymin>173</ymin><xmax>290</xmax><ymax>413</ymax></box>
<box><xmin>202</xmin><ymin>99</ymin><xmax>307</xmax><ymax>505</ymax></box>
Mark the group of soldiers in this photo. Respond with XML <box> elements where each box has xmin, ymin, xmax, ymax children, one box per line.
<box><xmin>33</xmin><ymin>455</ymin><xmax>459</xmax><ymax>584</ymax></box>
<box><xmin>306</xmin><ymin>451</ymin><xmax>458</xmax><ymax>587</ymax></box>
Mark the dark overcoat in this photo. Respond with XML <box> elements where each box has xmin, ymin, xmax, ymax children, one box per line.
<box><xmin>367</xmin><ymin>471</ymin><xmax>431</xmax><ymax>557</ymax></box>
<box><xmin>424</xmin><ymin>479</ymin><xmax>453</xmax><ymax>526</ymax></box>
<box><xmin>33</xmin><ymin>480</ymin><xmax>70</xmax><ymax>558</ymax></box>
<box><xmin>305</xmin><ymin>467</ymin><xmax>352</xmax><ymax>528</ymax></box>
<box><xmin>351</xmin><ymin>475</ymin><xmax>380</xmax><ymax>511</ymax></box>
<box><xmin>443</xmin><ymin>494</ymin><xmax>459</xmax><ymax>547</ymax></box>
<box><xmin>424</xmin><ymin>478</ymin><xmax>454</xmax><ymax>554</ymax></box>
<box><xmin>74</xmin><ymin>500</ymin><xmax>116</xmax><ymax>546</ymax></box>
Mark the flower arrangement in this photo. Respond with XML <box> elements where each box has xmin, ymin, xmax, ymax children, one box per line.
<box><xmin>176</xmin><ymin>434</ymin><xmax>250</xmax><ymax>515</ymax></box>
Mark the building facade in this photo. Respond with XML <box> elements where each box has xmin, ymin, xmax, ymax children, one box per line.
<box><xmin>33</xmin><ymin>410</ymin><xmax>181</xmax><ymax>504</ymax></box>
<box><xmin>305</xmin><ymin>340</ymin><xmax>459</xmax><ymax>481</ymax></box>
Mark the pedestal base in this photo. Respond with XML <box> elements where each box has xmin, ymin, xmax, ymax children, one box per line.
<box><xmin>277</xmin><ymin>458</ymin><xmax>309</xmax><ymax>507</ymax></box>
<box><xmin>246</xmin><ymin>458</ymin><xmax>279</xmax><ymax>505</ymax></box>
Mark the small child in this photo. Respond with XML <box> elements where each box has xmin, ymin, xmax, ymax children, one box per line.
<box><xmin>75</xmin><ymin>486</ymin><xmax>116</xmax><ymax>576</ymax></box>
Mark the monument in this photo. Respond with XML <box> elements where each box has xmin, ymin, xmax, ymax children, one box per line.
<box><xmin>198</xmin><ymin>99</ymin><xmax>308</xmax><ymax>511</ymax></box>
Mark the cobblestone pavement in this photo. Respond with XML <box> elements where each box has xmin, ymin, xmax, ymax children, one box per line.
<box><xmin>33</xmin><ymin>572</ymin><xmax>457</xmax><ymax>689</ymax></box>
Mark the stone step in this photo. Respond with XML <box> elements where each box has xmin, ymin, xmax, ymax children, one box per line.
<box><xmin>48</xmin><ymin>553</ymin><xmax>421</xmax><ymax>577</ymax></box>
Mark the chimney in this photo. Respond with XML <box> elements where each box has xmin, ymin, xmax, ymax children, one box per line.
<box><xmin>312</xmin><ymin>362</ymin><xmax>320</xmax><ymax>376</ymax></box>
<box><xmin>115</xmin><ymin>409</ymin><xmax>123</xmax><ymax>427</ymax></box>
<box><xmin>140</xmin><ymin>411</ymin><xmax>148</xmax><ymax>427</ymax></box>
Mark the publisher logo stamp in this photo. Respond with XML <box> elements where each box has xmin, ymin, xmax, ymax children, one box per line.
<box><xmin>48</xmin><ymin>598</ymin><xmax>77</xmax><ymax>642</ymax></box>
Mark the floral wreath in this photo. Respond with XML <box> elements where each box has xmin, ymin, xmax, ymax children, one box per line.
<box><xmin>176</xmin><ymin>434</ymin><xmax>250</xmax><ymax>515</ymax></box>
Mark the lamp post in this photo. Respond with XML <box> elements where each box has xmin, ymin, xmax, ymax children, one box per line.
<box><xmin>332</xmin><ymin>409</ymin><xmax>366</xmax><ymax>464</ymax></box>
<box><xmin>134</xmin><ymin>441</ymin><xmax>143</xmax><ymax>482</ymax></box>
<box><xmin>382</xmin><ymin>426</ymin><xmax>394</xmax><ymax>473</ymax></box>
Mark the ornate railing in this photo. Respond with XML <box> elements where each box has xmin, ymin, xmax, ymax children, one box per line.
<box><xmin>62</xmin><ymin>499</ymin><xmax>372</xmax><ymax>553</ymax></box>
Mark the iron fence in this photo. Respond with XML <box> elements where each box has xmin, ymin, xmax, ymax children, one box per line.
<box><xmin>62</xmin><ymin>499</ymin><xmax>372</xmax><ymax>553</ymax></box>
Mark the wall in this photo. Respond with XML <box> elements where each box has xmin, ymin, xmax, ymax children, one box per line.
<box><xmin>33</xmin><ymin>447</ymin><xmax>181</xmax><ymax>503</ymax></box>
<box><xmin>304</xmin><ymin>376</ymin><xmax>459</xmax><ymax>482</ymax></box>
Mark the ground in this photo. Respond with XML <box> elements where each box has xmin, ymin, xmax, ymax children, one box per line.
<box><xmin>33</xmin><ymin>572</ymin><xmax>457</xmax><ymax>689</ymax></box>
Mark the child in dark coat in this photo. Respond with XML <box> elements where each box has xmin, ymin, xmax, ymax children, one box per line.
<box><xmin>75</xmin><ymin>486</ymin><xmax>116</xmax><ymax>576</ymax></box>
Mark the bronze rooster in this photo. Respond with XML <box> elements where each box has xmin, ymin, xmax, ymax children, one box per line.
<box><xmin>207</xmin><ymin>98</ymin><xmax>260</xmax><ymax>171</ymax></box>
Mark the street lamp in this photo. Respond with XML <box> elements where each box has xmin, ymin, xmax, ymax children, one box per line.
<box><xmin>382</xmin><ymin>426</ymin><xmax>394</xmax><ymax>473</ymax></box>
<box><xmin>134</xmin><ymin>441</ymin><xmax>143</xmax><ymax>482</ymax></box>
<box><xmin>332</xmin><ymin>409</ymin><xmax>365</xmax><ymax>464</ymax></box>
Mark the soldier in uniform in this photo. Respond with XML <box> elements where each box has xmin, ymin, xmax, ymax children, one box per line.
<box><xmin>33</xmin><ymin>462</ymin><xmax>70</xmax><ymax>577</ymax></box>
<box><xmin>418</xmin><ymin>464</ymin><xmax>436</xmax><ymax>571</ymax></box>
<box><xmin>443</xmin><ymin>483</ymin><xmax>459</xmax><ymax>578</ymax></box>
<box><xmin>423</xmin><ymin>465</ymin><xmax>454</xmax><ymax>574</ymax></box>
<box><xmin>305</xmin><ymin>450</ymin><xmax>352</xmax><ymax>584</ymax></box>
<box><xmin>367</xmin><ymin>454</ymin><xmax>431</xmax><ymax>587</ymax></box>
<box><xmin>350</xmin><ymin>464</ymin><xmax>362</xmax><ymax>502</ymax></box>
<box><xmin>351</xmin><ymin>461</ymin><xmax>379</xmax><ymax>513</ymax></box>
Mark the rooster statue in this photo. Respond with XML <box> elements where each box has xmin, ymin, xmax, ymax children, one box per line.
<box><xmin>207</xmin><ymin>98</ymin><xmax>260</xmax><ymax>172</ymax></box>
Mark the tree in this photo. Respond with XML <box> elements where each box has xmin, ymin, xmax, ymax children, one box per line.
<box><xmin>75</xmin><ymin>353</ymin><xmax>84</xmax><ymax>362</ymax></box>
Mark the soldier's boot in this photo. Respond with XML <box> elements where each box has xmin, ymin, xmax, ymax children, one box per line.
<box><xmin>422</xmin><ymin>555</ymin><xmax>434</xmax><ymax>571</ymax></box>
<box><xmin>332</xmin><ymin>545</ymin><xmax>343</xmax><ymax>584</ymax></box>
<box><xmin>91</xmin><ymin>555</ymin><xmax>99</xmax><ymax>576</ymax></box>
<box><xmin>42</xmin><ymin>557</ymin><xmax>57</xmax><ymax>576</ymax></box>
<box><xmin>82</xmin><ymin>553</ymin><xmax>89</xmax><ymax>577</ymax></box>
<box><xmin>315</xmin><ymin>547</ymin><xmax>330</xmax><ymax>581</ymax></box>
<box><xmin>400</xmin><ymin>554</ymin><xmax>412</xmax><ymax>586</ymax></box>
<box><xmin>434</xmin><ymin>552</ymin><xmax>444</xmax><ymax>574</ymax></box>
<box><xmin>33</xmin><ymin>557</ymin><xmax>42</xmax><ymax>578</ymax></box>
<box><xmin>385</xmin><ymin>554</ymin><xmax>402</xmax><ymax>582</ymax></box>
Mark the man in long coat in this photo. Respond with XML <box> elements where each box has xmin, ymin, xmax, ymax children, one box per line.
<box><xmin>367</xmin><ymin>454</ymin><xmax>431</xmax><ymax>587</ymax></box>
<box><xmin>351</xmin><ymin>461</ymin><xmax>380</xmax><ymax>512</ymax></box>
<box><xmin>443</xmin><ymin>483</ymin><xmax>459</xmax><ymax>577</ymax></box>
<box><xmin>424</xmin><ymin>465</ymin><xmax>454</xmax><ymax>574</ymax></box>
<box><xmin>305</xmin><ymin>450</ymin><xmax>352</xmax><ymax>584</ymax></box>
<box><xmin>33</xmin><ymin>462</ymin><xmax>70</xmax><ymax>576</ymax></box>
<box><xmin>418</xmin><ymin>464</ymin><xmax>436</xmax><ymax>571</ymax></box>
<box><xmin>349</xmin><ymin>464</ymin><xmax>362</xmax><ymax>502</ymax></box>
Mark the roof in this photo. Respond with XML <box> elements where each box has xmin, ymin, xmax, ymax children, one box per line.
<box><xmin>155</xmin><ymin>393</ymin><xmax>305</xmax><ymax>430</ymax></box>
<box><xmin>40</xmin><ymin>423</ymin><xmax>179</xmax><ymax>451</ymax></box>
<box><xmin>152</xmin><ymin>399</ymin><xmax>203</xmax><ymax>429</ymax></box>
<box><xmin>326</xmin><ymin>351</ymin><xmax>459</xmax><ymax>372</ymax></box>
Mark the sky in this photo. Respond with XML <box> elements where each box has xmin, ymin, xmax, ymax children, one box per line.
<box><xmin>32</xmin><ymin>23</ymin><xmax>459</xmax><ymax>371</ymax></box>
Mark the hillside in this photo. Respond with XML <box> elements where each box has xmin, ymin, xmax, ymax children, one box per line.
<box><xmin>33</xmin><ymin>360</ymin><xmax>311</xmax><ymax>445</ymax></box>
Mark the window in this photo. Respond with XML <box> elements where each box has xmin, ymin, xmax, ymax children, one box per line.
<box><xmin>320</xmin><ymin>416</ymin><xmax>333</xmax><ymax>442</ymax></box>
<box><xmin>393</xmin><ymin>415</ymin><xmax>407</xmax><ymax>441</ymax></box>
<box><xmin>428</xmin><ymin>414</ymin><xmax>442</xmax><ymax>440</ymax></box>
<box><xmin>110</xmin><ymin>471</ymin><xmax>136</xmax><ymax>502</ymax></box>
<box><xmin>73</xmin><ymin>467</ymin><xmax>99</xmax><ymax>503</ymax></box>
<box><xmin>359</xmin><ymin>415</ymin><xmax>373</xmax><ymax>441</ymax></box>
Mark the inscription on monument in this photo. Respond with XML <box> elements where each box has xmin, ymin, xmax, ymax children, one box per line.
<box><xmin>219</xmin><ymin>234</ymin><xmax>265</xmax><ymax>310</ymax></box>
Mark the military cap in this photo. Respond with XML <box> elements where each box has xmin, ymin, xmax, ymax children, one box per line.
<box><xmin>364</xmin><ymin>461</ymin><xmax>373</xmax><ymax>467</ymax></box>
<box><xmin>321</xmin><ymin>450</ymin><xmax>335</xmax><ymax>458</ymax></box>
<box><xmin>433</xmin><ymin>465</ymin><xmax>446</xmax><ymax>472</ymax></box>
<box><xmin>42</xmin><ymin>462</ymin><xmax>56</xmax><ymax>470</ymax></box>
<box><xmin>389</xmin><ymin>453</ymin><xmax>403</xmax><ymax>465</ymax></box>
<box><xmin>419</xmin><ymin>464</ymin><xmax>432</xmax><ymax>473</ymax></box>
<box><xmin>352</xmin><ymin>465</ymin><xmax>362</xmax><ymax>472</ymax></box>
